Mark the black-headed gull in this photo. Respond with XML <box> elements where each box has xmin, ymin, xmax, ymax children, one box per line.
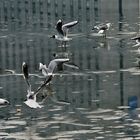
<box><xmin>50</xmin><ymin>19</ymin><xmax>78</xmax><ymax>46</ymax></box>
<box><xmin>22</xmin><ymin>62</ymin><xmax>51</xmax><ymax>109</ymax></box>
<box><xmin>92</xmin><ymin>23</ymin><xmax>111</xmax><ymax>37</ymax></box>
<box><xmin>39</xmin><ymin>58</ymin><xmax>70</xmax><ymax>77</ymax></box>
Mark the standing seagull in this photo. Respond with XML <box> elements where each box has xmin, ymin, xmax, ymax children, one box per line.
<box><xmin>22</xmin><ymin>62</ymin><xmax>51</xmax><ymax>109</ymax></box>
<box><xmin>39</xmin><ymin>58</ymin><xmax>70</xmax><ymax>77</ymax></box>
<box><xmin>131</xmin><ymin>36</ymin><xmax>140</xmax><ymax>47</ymax></box>
<box><xmin>92</xmin><ymin>23</ymin><xmax>111</xmax><ymax>37</ymax></box>
<box><xmin>50</xmin><ymin>19</ymin><xmax>78</xmax><ymax>46</ymax></box>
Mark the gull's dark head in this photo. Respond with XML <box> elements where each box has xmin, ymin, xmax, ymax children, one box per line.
<box><xmin>50</xmin><ymin>35</ymin><xmax>56</xmax><ymax>39</ymax></box>
<box><xmin>28</xmin><ymin>95</ymin><xmax>34</xmax><ymax>100</ymax></box>
<box><xmin>4</xmin><ymin>100</ymin><xmax>10</xmax><ymax>105</ymax></box>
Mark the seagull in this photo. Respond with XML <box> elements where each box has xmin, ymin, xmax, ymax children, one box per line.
<box><xmin>39</xmin><ymin>58</ymin><xmax>70</xmax><ymax>77</ymax></box>
<box><xmin>0</xmin><ymin>98</ymin><xmax>9</xmax><ymax>105</ymax></box>
<box><xmin>131</xmin><ymin>36</ymin><xmax>140</xmax><ymax>47</ymax></box>
<box><xmin>50</xmin><ymin>19</ymin><xmax>78</xmax><ymax>46</ymax></box>
<box><xmin>22</xmin><ymin>62</ymin><xmax>51</xmax><ymax>109</ymax></box>
<box><xmin>24</xmin><ymin>76</ymin><xmax>52</xmax><ymax>109</ymax></box>
<box><xmin>92</xmin><ymin>23</ymin><xmax>111</xmax><ymax>37</ymax></box>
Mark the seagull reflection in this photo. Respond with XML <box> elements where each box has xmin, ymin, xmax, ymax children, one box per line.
<box><xmin>131</xmin><ymin>36</ymin><xmax>140</xmax><ymax>47</ymax></box>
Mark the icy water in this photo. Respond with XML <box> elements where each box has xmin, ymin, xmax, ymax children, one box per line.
<box><xmin>0</xmin><ymin>0</ymin><xmax>140</xmax><ymax>139</ymax></box>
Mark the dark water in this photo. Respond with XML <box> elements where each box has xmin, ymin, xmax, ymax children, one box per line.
<box><xmin>0</xmin><ymin>0</ymin><xmax>140</xmax><ymax>139</ymax></box>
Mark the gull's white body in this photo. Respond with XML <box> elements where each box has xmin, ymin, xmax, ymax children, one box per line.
<box><xmin>0</xmin><ymin>98</ymin><xmax>9</xmax><ymax>105</ymax></box>
<box><xmin>53</xmin><ymin>35</ymin><xmax>72</xmax><ymax>42</ymax></box>
<box><xmin>93</xmin><ymin>23</ymin><xmax>111</xmax><ymax>35</ymax></box>
<box><xmin>24</xmin><ymin>99</ymin><xmax>42</xmax><ymax>109</ymax></box>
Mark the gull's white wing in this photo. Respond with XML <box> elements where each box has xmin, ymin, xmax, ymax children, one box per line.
<box><xmin>33</xmin><ymin>75</ymin><xmax>53</xmax><ymax>96</ymax></box>
<box><xmin>64</xmin><ymin>63</ymin><xmax>79</xmax><ymax>69</ymax></box>
<box><xmin>39</xmin><ymin>63</ymin><xmax>48</xmax><ymax>76</ymax></box>
<box><xmin>62</xmin><ymin>21</ymin><xmax>78</xmax><ymax>36</ymax></box>
<box><xmin>24</xmin><ymin>99</ymin><xmax>42</xmax><ymax>108</ymax></box>
<box><xmin>48</xmin><ymin>58</ymin><xmax>69</xmax><ymax>74</ymax></box>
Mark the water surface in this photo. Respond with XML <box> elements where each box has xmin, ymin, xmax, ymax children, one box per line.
<box><xmin>0</xmin><ymin>0</ymin><xmax>140</xmax><ymax>139</ymax></box>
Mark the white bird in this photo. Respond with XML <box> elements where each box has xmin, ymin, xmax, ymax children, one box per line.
<box><xmin>22</xmin><ymin>62</ymin><xmax>52</xmax><ymax>109</ymax></box>
<box><xmin>39</xmin><ymin>58</ymin><xmax>70</xmax><ymax>77</ymax></box>
<box><xmin>50</xmin><ymin>19</ymin><xmax>78</xmax><ymax>46</ymax></box>
<box><xmin>131</xmin><ymin>36</ymin><xmax>140</xmax><ymax>47</ymax></box>
<box><xmin>93</xmin><ymin>23</ymin><xmax>111</xmax><ymax>37</ymax></box>
<box><xmin>0</xmin><ymin>98</ymin><xmax>9</xmax><ymax>105</ymax></box>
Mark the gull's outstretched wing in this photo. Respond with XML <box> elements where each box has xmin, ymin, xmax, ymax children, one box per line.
<box><xmin>47</xmin><ymin>58</ymin><xmax>69</xmax><ymax>74</ymax></box>
<box><xmin>64</xmin><ymin>63</ymin><xmax>79</xmax><ymax>70</ymax></box>
<box><xmin>22</xmin><ymin>62</ymin><xmax>30</xmax><ymax>88</ymax></box>
<box><xmin>33</xmin><ymin>75</ymin><xmax>53</xmax><ymax>96</ymax></box>
<box><xmin>56</xmin><ymin>19</ymin><xmax>64</xmax><ymax>36</ymax></box>
<box><xmin>22</xmin><ymin>62</ymin><xmax>29</xmax><ymax>79</ymax></box>
<box><xmin>62</xmin><ymin>21</ymin><xmax>78</xmax><ymax>36</ymax></box>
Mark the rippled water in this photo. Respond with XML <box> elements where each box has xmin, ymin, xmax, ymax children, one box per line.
<box><xmin>0</xmin><ymin>0</ymin><xmax>140</xmax><ymax>139</ymax></box>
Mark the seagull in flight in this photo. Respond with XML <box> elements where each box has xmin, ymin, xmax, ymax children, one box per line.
<box><xmin>50</xmin><ymin>19</ymin><xmax>78</xmax><ymax>46</ymax></box>
<box><xmin>131</xmin><ymin>36</ymin><xmax>140</xmax><ymax>47</ymax></box>
<box><xmin>39</xmin><ymin>58</ymin><xmax>70</xmax><ymax>77</ymax></box>
<box><xmin>22</xmin><ymin>62</ymin><xmax>52</xmax><ymax>109</ymax></box>
<box><xmin>92</xmin><ymin>23</ymin><xmax>111</xmax><ymax>37</ymax></box>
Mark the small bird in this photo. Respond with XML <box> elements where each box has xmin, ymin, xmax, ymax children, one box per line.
<box><xmin>131</xmin><ymin>36</ymin><xmax>140</xmax><ymax>47</ymax></box>
<box><xmin>0</xmin><ymin>98</ymin><xmax>9</xmax><ymax>105</ymax></box>
<box><xmin>39</xmin><ymin>58</ymin><xmax>70</xmax><ymax>77</ymax></box>
<box><xmin>50</xmin><ymin>19</ymin><xmax>78</xmax><ymax>46</ymax></box>
<box><xmin>92</xmin><ymin>23</ymin><xmax>111</xmax><ymax>37</ymax></box>
<box><xmin>22</xmin><ymin>62</ymin><xmax>51</xmax><ymax>109</ymax></box>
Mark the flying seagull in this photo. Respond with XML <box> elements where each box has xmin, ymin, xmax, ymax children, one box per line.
<box><xmin>39</xmin><ymin>58</ymin><xmax>70</xmax><ymax>77</ymax></box>
<box><xmin>92</xmin><ymin>23</ymin><xmax>111</xmax><ymax>37</ymax></box>
<box><xmin>50</xmin><ymin>19</ymin><xmax>78</xmax><ymax>46</ymax></box>
<box><xmin>24</xmin><ymin>75</ymin><xmax>52</xmax><ymax>109</ymax></box>
<box><xmin>22</xmin><ymin>62</ymin><xmax>51</xmax><ymax>109</ymax></box>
